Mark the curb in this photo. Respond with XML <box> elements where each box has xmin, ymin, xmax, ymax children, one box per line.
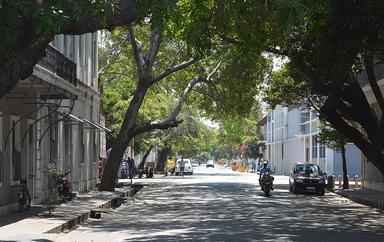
<box><xmin>45</xmin><ymin>184</ymin><xmax>143</xmax><ymax>234</ymax></box>
<box><xmin>336</xmin><ymin>191</ymin><xmax>384</xmax><ymax>210</ymax></box>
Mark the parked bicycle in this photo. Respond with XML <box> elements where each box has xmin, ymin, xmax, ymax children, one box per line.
<box><xmin>18</xmin><ymin>179</ymin><xmax>31</xmax><ymax>212</ymax></box>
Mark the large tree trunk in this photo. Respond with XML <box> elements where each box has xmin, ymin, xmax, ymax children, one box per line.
<box><xmin>99</xmin><ymin>83</ymin><xmax>149</xmax><ymax>191</ymax></box>
<box><xmin>341</xmin><ymin>145</ymin><xmax>349</xmax><ymax>189</ymax></box>
<box><xmin>0</xmin><ymin>39</ymin><xmax>51</xmax><ymax>100</ymax></box>
<box><xmin>156</xmin><ymin>147</ymin><xmax>170</xmax><ymax>173</ymax></box>
<box><xmin>138</xmin><ymin>145</ymin><xmax>154</xmax><ymax>170</ymax></box>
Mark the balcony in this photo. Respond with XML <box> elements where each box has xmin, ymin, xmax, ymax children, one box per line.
<box><xmin>38</xmin><ymin>45</ymin><xmax>77</xmax><ymax>86</ymax></box>
<box><xmin>355</xmin><ymin>63</ymin><xmax>384</xmax><ymax>87</ymax></box>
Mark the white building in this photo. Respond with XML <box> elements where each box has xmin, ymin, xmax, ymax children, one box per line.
<box><xmin>265</xmin><ymin>105</ymin><xmax>361</xmax><ymax>177</ymax></box>
<box><xmin>0</xmin><ymin>33</ymin><xmax>107</xmax><ymax>214</ymax></box>
<box><xmin>356</xmin><ymin>63</ymin><xmax>384</xmax><ymax>191</ymax></box>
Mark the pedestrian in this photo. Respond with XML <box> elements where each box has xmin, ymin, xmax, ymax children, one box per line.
<box><xmin>180</xmin><ymin>157</ymin><xmax>185</xmax><ymax>177</ymax></box>
<box><xmin>120</xmin><ymin>159</ymin><xmax>128</xmax><ymax>179</ymax></box>
<box><xmin>252</xmin><ymin>162</ymin><xmax>256</xmax><ymax>172</ymax></box>
<box><xmin>128</xmin><ymin>157</ymin><xmax>135</xmax><ymax>184</ymax></box>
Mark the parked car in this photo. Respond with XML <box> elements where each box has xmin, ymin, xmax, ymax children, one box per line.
<box><xmin>206</xmin><ymin>160</ymin><xmax>215</xmax><ymax>168</ymax></box>
<box><xmin>175</xmin><ymin>159</ymin><xmax>193</xmax><ymax>175</ymax></box>
<box><xmin>289</xmin><ymin>163</ymin><xmax>325</xmax><ymax>195</ymax></box>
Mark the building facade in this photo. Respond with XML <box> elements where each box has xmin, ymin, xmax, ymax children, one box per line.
<box><xmin>265</xmin><ymin>105</ymin><xmax>361</xmax><ymax>177</ymax></box>
<box><xmin>0</xmin><ymin>33</ymin><xmax>106</xmax><ymax>214</ymax></box>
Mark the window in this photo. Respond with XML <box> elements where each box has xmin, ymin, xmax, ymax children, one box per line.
<box><xmin>10</xmin><ymin>116</ymin><xmax>21</xmax><ymax>182</ymax></box>
<box><xmin>93</xmin><ymin>131</ymin><xmax>98</xmax><ymax>163</ymax></box>
<box><xmin>268</xmin><ymin>145</ymin><xmax>271</xmax><ymax>160</ymax></box>
<box><xmin>311</xmin><ymin>110</ymin><xmax>318</xmax><ymax>120</ymax></box>
<box><xmin>319</xmin><ymin>144</ymin><xmax>326</xmax><ymax>158</ymax></box>
<box><xmin>281</xmin><ymin>143</ymin><xmax>284</xmax><ymax>159</ymax></box>
<box><xmin>79</xmin><ymin>124</ymin><xmax>84</xmax><ymax>163</ymax></box>
<box><xmin>64</xmin><ymin>123</ymin><xmax>72</xmax><ymax>170</ymax></box>
<box><xmin>90</xmin><ymin>98</ymin><xmax>94</xmax><ymax>122</ymax></box>
<box><xmin>312</xmin><ymin>135</ymin><xmax>318</xmax><ymax>158</ymax></box>
<box><xmin>49</xmin><ymin>112</ymin><xmax>58</xmax><ymax>162</ymax></box>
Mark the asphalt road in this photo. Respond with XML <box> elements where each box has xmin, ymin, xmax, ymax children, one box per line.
<box><xmin>56</xmin><ymin>165</ymin><xmax>384</xmax><ymax>242</ymax></box>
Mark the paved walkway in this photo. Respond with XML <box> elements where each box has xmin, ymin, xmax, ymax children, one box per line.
<box><xmin>0</xmin><ymin>185</ymin><xmax>139</xmax><ymax>241</ymax></box>
<box><xmin>337</xmin><ymin>188</ymin><xmax>384</xmax><ymax>210</ymax></box>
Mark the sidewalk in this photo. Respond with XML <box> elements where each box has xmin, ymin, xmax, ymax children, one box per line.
<box><xmin>336</xmin><ymin>188</ymin><xmax>384</xmax><ymax>210</ymax></box>
<box><xmin>0</xmin><ymin>184</ymin><xmax>142</xmax><ymax>240</ymax></box>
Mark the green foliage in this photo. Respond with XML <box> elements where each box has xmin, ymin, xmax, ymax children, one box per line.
<box><xmin>44</xmin><ymin>162</ymin><xmax>63</xmax><ymax>183</ymax></box>
<box><xmin>99</xmin><ymin>2</ymin><xmax>269</xmax><ymax>158</ymax></box>
<box><xmin>210</xmin><ymin>110</ymin><xmax>260</xmax><ymax>160</ymax></box>
<box><xmin>319</xmin><ymin>121</ymin><xmax>347</xmax><ymax>150</ymax></box>
<box><xmin>43</xmin><ymin>161</ymin><xmax>63</xmax><ymax>215</ymax></box>
<box><xmin>264</xmin><ymin>64</ymin><xmax>310</xmax><ymax>108</ymax></box>
<box><xmin>42</xmin><ymin>194</ymin><xmax>62</xmax><ymax>216</ymax></box>
<box><xmin>170</xmin><ymin>106</ymin><xmax>215</xmax><ymax>158</ymax></box>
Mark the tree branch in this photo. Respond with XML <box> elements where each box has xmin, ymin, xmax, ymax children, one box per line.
<box><xmin>133</xmin><ymin>119</ymin><xmax>183</xmax><ymax>136</ymax></box>
<box><xmin>127</xmin><ymin>24</ymin><xmax>145</xmax><ymax>79</ymax></box>
<box><xmin>321</xmin><ymin>95</ymin><xmax>384</xmax><ymax>173</ymax></box>
<box><xmin>152</xmin><ymin>57</ymin><xmax>199</xmax><ymax>83</ymax></box>
<box><xmin>59</xmin><ymin>0</ymin><xmax>137</xmax><ymax>35</ymax></box>
<box><xmin>305</xmin><ymin>96</ymin><xmax>322</xmax><ymax>114</ymax></box>
<box><xmin>364</xmin><ymin>54</ymin><xmax>384</xmax><ymax>119</ymax></box>
<box><xmin>133</xmin><ymin>75</ymin><xmax>205</xmax><ymax>136</ymax></box>
<box><xmin>206</xmin><ymin>61</ymin><xmax>222</xmax><ymax>81</ymax></box>
<box><xmin>98</xmin><ymin>48</ymin><xmax>124</xmax><ymax>76</ymax></box>
<box><xmin>167</xmin><ymin>46</ymin><xmax>185</xmax><ymax>70</ymax></box>
<box><xmin>145</xmin><ymin>27</ymin><xmax>162</xmax><ymax>72</ymax></box>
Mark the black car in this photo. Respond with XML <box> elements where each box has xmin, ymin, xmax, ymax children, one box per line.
<box><xmin>289</xmin><ymin>163</ymin><xmax>325</xmax><ymax>195</ymax></box>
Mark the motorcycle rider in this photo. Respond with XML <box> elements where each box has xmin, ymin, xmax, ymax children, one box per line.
<box><xmin>259</xmin><ymin>160</ymin><xmax>274</xmax><ymax>191</ymax></box>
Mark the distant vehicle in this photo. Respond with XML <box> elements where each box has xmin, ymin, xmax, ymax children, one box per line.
<box><xmin>289</xmin><ymin>163</ymin><xmax>325</xmax><ymax>195</ymax></box>
<box><xmin>206</xmin><ymin>160</ymin><xmax>215</xmax><ymax>168</ymax></box>
<box><xmin>175</xmin><ymin>159</ymin><xmax>193</xmax><ymax>175</ymax></box>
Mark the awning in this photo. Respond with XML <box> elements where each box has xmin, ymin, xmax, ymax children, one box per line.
<box><xmin>77</xmin><ymin>115</ymin><xmax>111</xmax><ymax>133</ymax></box>
<box><xmin>56</xmin><ymin>110</ymin><xmax>111</xmax><ymax>132</ymax></box>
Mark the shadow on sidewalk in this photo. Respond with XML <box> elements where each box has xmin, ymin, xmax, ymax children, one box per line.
<box><xmin>0</xmin><ymin>206</ymin><xmax>46</xmax><ymax>228</ymax></box>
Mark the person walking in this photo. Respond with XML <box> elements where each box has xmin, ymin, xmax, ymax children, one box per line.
<box><xmin>179</xmin><ymin>157</ymin><xmax>185</xmax><ymax>177</ymax></box>
<box><xmin>128</xmin><ymin>157</ymin><xmax>135</xmax><ymax>185</ymax></box>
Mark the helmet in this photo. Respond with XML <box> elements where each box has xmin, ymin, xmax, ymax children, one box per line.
<box><xmin>262</xmin><ymin>160</ymin><xmax>268</xmax><ymax>165</ymax></box>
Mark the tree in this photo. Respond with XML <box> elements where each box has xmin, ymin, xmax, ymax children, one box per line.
<box><xmin>99</xmin><ymin>23</ymin><xmax>216</xmax><ymax>190</ymax></box>
<box><xmin>211</xmin><ymin>113</ymin><xmax>259</xmax><ymax>160</ymax></box>
<box><xmin>258</xmin><ymin>1</ymin><xmax>384</xmax><ymax>179</ymax></box>
<box><xmin>319</xmin><ymin>121</ymin><xmax>349</xmax><ymax>189</ymax></box>
<box><xmin>99</xmin><ymin>1</ymin><xmax>275</xmax><ymax>190</ymax></box>
<box><xmin>0</xmin><ymin>0</ymin><xmax>146</xmax><ymax>99</ymax></box>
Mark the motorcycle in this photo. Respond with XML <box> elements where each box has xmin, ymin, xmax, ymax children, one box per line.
<box><xmin>260</xmin><ymin>172</ymin><xmax>273</xmax><ymax>197</ymax></box>
<box><xmin>57</xmin><ymin>172</ymin><xmax>72</xmax><ymax>202</ymax></box>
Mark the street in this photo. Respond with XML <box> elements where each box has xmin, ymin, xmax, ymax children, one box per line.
<box><xmin>52</xmin><ymin>165</ymin><xmax>384</xmax><ymax>242</ymax></box>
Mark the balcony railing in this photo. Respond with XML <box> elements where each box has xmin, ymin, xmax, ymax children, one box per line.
<box><xmin>38</xmin><ymin>45</ymin><xmax>77</xmax><ymax>86</ymax></box>
<box><xmin>355</xmin><ymin>63</ymin><xmax>384</xmax><ymax>87</ymax></box>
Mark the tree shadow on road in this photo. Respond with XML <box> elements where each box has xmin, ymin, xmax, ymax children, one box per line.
<box><xmin>75</xmin><ymin>182</ymin><xmax>384</xmax><ymax>242</ymax></box>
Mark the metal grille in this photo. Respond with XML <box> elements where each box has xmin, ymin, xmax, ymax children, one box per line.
<box><xmin>38</xmin><ymin>45</ymin><xmax>77</xmax><ymax>86</ymax></box>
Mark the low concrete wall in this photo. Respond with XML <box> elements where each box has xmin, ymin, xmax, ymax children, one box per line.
<box><xmin>363</xmin><ymin>180</ymin><xmax>384</xmax><ymax>192</ymax></box>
